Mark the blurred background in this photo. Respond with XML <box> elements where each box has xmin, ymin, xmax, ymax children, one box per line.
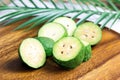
<box><xmin>1</xmin><ymin>0</ymin><xmax>10</xmax><ymax>5</ymax></box>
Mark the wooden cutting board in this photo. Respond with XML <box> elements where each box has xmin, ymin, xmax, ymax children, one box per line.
<box><xmin>0</xmin><ymin>20</ymin><xmax>120</xmax><ymax>80</ymax></box>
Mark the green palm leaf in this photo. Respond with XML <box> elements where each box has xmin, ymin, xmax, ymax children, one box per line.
<box><xmin>0</xmin><ymin>0</ymin><xmax>120</xmax><ymax>30</ymax></box>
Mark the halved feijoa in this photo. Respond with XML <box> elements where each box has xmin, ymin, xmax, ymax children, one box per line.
<box><xmin>36</xmin><ymin>37</ymin><xmax>54</xmax><ymax>57</ymax></box>
<box><xmin>38</xmin><ymin>22</ymin><xmax>67</xmax><ymax>42</ymax></box>
<box><xmin>19</xmin><ymin>38</ymin><xmax>46</xmax><ymax>69</ymax></box>
<box><xmin>74</xmin><ymin>22</ymin><xmax>102</xmax><ymax>45</ymax></box>
<box><xmin>81</xmin><ymin>40</ymin><xmax>92</xmax><ymax>62</ymax></box>
<box><xmin>53</xmin><ymin>37</ymin><xmax>84</xmax><ymax>69</ymax></box>
<box><xmin>53</xmin><ymin>17</ymin><xmax>76</xmax><ymax>36</ymax></box>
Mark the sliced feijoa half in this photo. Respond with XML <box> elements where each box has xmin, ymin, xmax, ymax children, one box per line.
<box><xmin>81</xmin><ymin>40</ymin><xmax>92</xmax><ymax>62</ymax></box>
<box><xmin>74</xmin><ymin>22</ymin><xmax>102</xmax><ymax>45</ymax></box>
<box><xmin>36</xmin><ymin>37</ymin><xmax>54</xmax><ymax>57</ymax></box>
<box><xmin>19</xmin><ymin>38</ymin><xmax>46</xmax><ymax>69</ymax></box>
<box><xmin>53</xmin><ymin>37</ymin><xmax>84</xmax><ymax>69</ymax></box>
<box><xmin>38</xmin><ymin>22</ymin><xmax>67</xmax><ymax>42</ymax></box>
<box><xmin>53</xmin><ymin>17</ymin><xmax>76</xmax><ymax>36</ymax></box>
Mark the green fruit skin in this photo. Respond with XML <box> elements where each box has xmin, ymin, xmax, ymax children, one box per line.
<box><xmin>83</xmin><ymin>44</ymin><xmax>92</xmax><ymax>62</ymax></box>
<box><xmin>35</xmin><ymin>37</ymin><xmax>54</xmax><ymax>57</ymax></box>
<box><xmin>18</xmin><ymin>39</ymin><xmax>46</xmax><ymax>69</ymax></box>
<box><xmin>53</xmin><ymin>39</ymin><xmax>85</xmax><ymax>69</ymax></box>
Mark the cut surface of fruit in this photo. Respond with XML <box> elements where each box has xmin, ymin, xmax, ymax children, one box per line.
<box><xmin>53</xmin><ymin>17</ymin><xmax>76</xmax><ymax>36</ymax></box>
<box><xmin>19</xmin><ymin>38</ymin><xmax>46</xmax><ymax>69</ymax></box>
<box><xmin>74</xmin><ymin>22</ymin><xmax>102</xmax><ymax>45</ymax></box>
<box><xmin>36</xmin><ymin>37</ymin><xmax>54</xmax><ymax>57</ymax></box>
<box><xmin>38</xmin><ymin>22</ymin><xmax>67</xmax><ymax>42</ymax></box>
<box><xmin>53</xmin><ymin>37</ymin><xmax>84</xmax><ymax>68</ymax></box>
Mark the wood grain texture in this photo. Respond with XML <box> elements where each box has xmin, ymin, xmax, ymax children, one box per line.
<box><xmin>0</xmin><ymin>20</ymin><xmax>120</xmax><ymax>80</ymax></box>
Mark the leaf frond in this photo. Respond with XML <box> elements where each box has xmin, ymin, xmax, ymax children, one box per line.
<box><xmin>0</xmin><ymin>0</ymin><xmax>119</xmax><ymax>30</ymax></box>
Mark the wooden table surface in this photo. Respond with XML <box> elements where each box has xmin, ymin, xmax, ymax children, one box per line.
<box><xmin>0</xmin><ymin>20</ymin><xmax>120</xmax><ymax>80</ymax></box>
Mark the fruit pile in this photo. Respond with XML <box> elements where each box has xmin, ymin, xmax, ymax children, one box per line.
<box><xmin>18</xmin><ymin>17</ymin><xmax>102</xmax><ymax>69</ymax></box>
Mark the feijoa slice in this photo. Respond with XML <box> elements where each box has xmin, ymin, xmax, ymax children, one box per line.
<box><xmin>81</xmin><ymin>40</ymin><xmax>92</xmax><ymax>62</ymax></box>
<box><xmin>53</xmin><ymin>17</ymin><xmax>76</xmax><ymax>36</ymax></box>
<box><xmin>38</xmin><ymin>22</ymin><xmax>67</xmax><ymax>42</ymax></box>
<box><xmin>36</xmin><ymin>37</ymin><xmax>54</xmax><ymax>57</ymax></box>
<box><xmin>53</xmin><ymin>37</ymin><xmax>84</xmax><ymax>69</ymax></box>
<box><xmin>74</xmin><ymin>22</ymin><xmax>102</xmax><ymax>45</ymax></box>
<box><xmin>19</xmin><ymin>38</ymin><xmax>46</xmax><ymax>69</ymax></box>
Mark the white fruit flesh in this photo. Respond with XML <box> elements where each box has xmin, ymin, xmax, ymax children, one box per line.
<box><xmin>74</xmin><ymin>22</ymin><xmax>102</xmax><ymax>45</ymax></box>
<box><xmin>38</xmin><ymin>22</ymin><xmax>67</xmax><ymax>42</ymax></box>
<box><xmin>54</xmin><ymin>17</ymin><xmax>76</xmax><ymax>36</ymax></box>
<box><xmin>20</xmin><ymin>38</ymin><xmax>46</xmax><ymax>68</ymax></box>
<box><xmin>53</xmin><ymin>37</ymin><xmax>82</xmax><ymax>61</ymax></box>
